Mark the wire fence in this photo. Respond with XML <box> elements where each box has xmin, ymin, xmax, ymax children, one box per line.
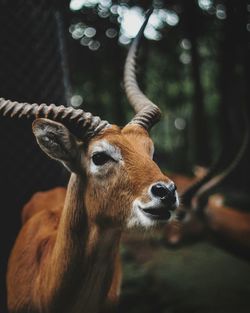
<box><xmin>0</xmin><ymin>1</ymin><xmax>70</xmax><ymax>311</ymax></box>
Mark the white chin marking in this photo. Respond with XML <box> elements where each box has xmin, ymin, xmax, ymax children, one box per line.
<box><xmin>127</xmin><ymin>200</ymin><xmax>157</xmax><ymax>229</ymax></box>
<box><xmin>127</xmin><ymin>199</ymin><xmax>177</xmax><ymax>229</ymax></box>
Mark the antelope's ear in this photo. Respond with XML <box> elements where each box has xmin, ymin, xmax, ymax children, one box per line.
<box><xmin>32</xmin><ymin>118</ymin><xmax>80</xmax><ymax>172</ymax></box>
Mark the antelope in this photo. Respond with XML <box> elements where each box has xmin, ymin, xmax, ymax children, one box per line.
<box><xmin>0</xmin><ymin>12</ymin><xmax>179</xmax><ymax>313</ymax></box>
<box><xmin>163</xmin><ymin>113</ymin><xmax>249</xmax><ymax>249</ymax></box>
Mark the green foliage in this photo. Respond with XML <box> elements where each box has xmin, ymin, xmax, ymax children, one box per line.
<box><xmin>67</xmin><ymin>0</ymin><xmax>249</xmax><ymax>178</ymax></box>
<box><xmin>119</xmin><ymin>239</ymin><xmax>250</xmax><ymax>313</ymax></box>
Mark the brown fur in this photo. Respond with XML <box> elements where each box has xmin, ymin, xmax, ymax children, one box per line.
<box><xmin>205</xmin><ymin>194</ymin><xmax>250</xmax><ymax>248</ymax></box>
<box><xmin>7</xmin><ymin>124</ymin><xmax>172</xmax><ymax>313</ymax></box>
<box><xmin>163</xmin><ymin>172</ymin><xmax>250</xmax><ymax>249</ymax></box>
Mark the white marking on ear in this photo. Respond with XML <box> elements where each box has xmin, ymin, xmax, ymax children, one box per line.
<box><xmin>89</xmin><ymin>140</ymin><xmax>123</xmax><ymax>174</ymax></box>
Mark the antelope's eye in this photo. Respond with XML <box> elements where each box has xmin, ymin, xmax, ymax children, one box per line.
<box><xmin>92</xmin><ymin>152</ymin><xmax>112</xmax><ymax>166</ymax></box>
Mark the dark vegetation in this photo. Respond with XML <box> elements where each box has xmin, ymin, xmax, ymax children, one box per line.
<box><xmin>65</xmin><ymin>0</ymin><xmax>250</xmax><ymax>186</ymax></box>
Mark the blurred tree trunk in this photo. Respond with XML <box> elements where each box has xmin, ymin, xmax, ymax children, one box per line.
<box><xmin>217</xmin><ymin>0</ymin><xmax>238</xmax><ymax>161</ymax></box>
<box><xmin>111</xmin><ymin>44</ymin><xmax>125</xmax><ymax>125</ymax></box>
<box><xmin>244</xmin><ymin>25</ymin><xmax>250</xmax><ymax>192</ymax></box>
<box><xmin>182</xmin><ymin>0</ymin><xmax>210</xmax><ymax>166</ymax></box>
<box><xmin>217</xmin><ymin>0</ymin><xmax>249</xmax><ymax>190</ymax></box>
<box><xmin>235</xmin><ymin>0</ymin><xmax>250</xmax><ymax>191</ymax></box>
<box><xmin>244</xmin><ymin>0</ymin><xmax>250</xmax><ymax>126</ymax></box>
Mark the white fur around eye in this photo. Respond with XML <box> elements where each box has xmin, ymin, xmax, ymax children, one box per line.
<box><xmin>89</xmin><ymin>140</ymin><xmax>123</xmax><ymax>174</ymax></box>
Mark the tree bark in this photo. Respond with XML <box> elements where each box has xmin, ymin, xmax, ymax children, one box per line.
<box><xmin>182</xmin><ymin>0</ymin><xmax>210</xmax><ymax>166</ymax></box>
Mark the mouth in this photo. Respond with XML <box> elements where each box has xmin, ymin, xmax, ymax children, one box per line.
<box><xmin>139</xmin><ymin>206</ymin><xmax>172</xmax><ymax>221</ymax></box>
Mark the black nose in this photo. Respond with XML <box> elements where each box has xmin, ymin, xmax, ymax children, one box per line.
<box><xmin>151</xmin><ymin>183</ymin><xmax>177</xmax><ymax>205</ymax></box>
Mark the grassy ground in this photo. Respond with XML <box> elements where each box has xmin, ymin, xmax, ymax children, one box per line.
<box><xmin>118</xmin><ymin>233</ymin><xmax>250</xmax><ymax>313</ymax></box>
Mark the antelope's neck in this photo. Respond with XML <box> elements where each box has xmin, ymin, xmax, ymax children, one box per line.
<box><xmin>48</xmin><ymin>173</ymin><xmax>121</xmax><ymax>313</ymax></box>
<box><xmin>71</xmin><ymin>225</ymin><xmax>121</xmax><ymax>313</ymax></box>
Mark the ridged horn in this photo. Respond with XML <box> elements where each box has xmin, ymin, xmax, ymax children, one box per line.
<box><xmin>124</xmin><ymin>8</ymin><xmax>161</xmax><ymax>130</ymax></box>
<box><xmin>0</xmin><ymin>98</ymin><xmax>110</xmax><ymax>140</ymax></box>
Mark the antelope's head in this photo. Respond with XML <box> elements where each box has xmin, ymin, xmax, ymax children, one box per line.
<box><xmin>0</xmin><ymin>11</ymin><xmax>179</xmax><ymax>229</ymax></box>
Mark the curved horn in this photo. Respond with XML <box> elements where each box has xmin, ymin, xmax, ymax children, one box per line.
<box><xmin>182</xmin><ymin>111</ymin><xmax>249</xmax><ymax>211</ymax></box>
<box><xmin>124</xmin><ymin>8</ymin><xmax>161</xmax><ymax>130</ymax></box>
<box><xmin>180</xmin><ymin>158</ymin><xmax>221</xmax><ymax>208</ymax></box>
<box><xmin>190</xmin><ymin>120</ymin><xmax>249</xmax><ymax>211</ymax></box>
<box><xmin>0</xmin><ymin>98</ymin><xmax>109</xmax><ymax>140</ymax></box>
